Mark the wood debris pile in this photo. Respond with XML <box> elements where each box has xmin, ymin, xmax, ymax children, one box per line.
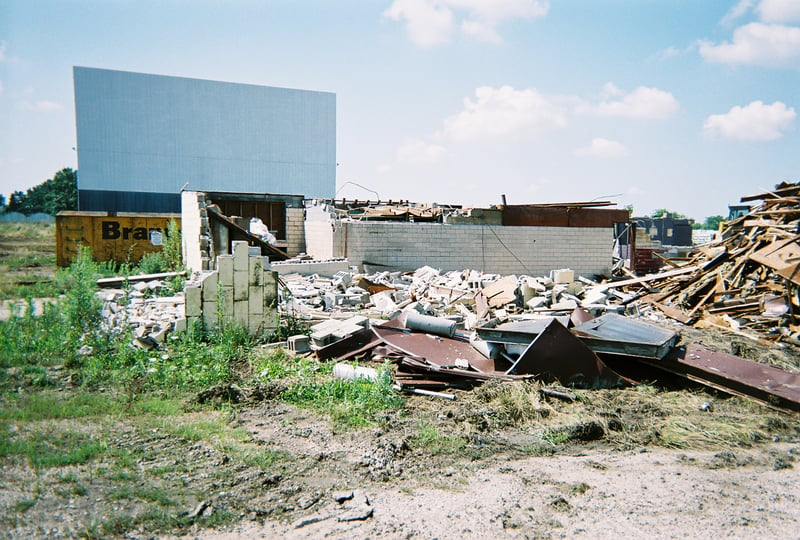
<box><xmin>622</xmin><ymin>182</ymin><xmax>800</xmax><ymax>344</ymax></box>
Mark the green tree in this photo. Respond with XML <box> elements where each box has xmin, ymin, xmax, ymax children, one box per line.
<box><xmin>651</xmin><ymin>208</ymin><xmax>686</xmax><ymax>219</ymax></box>
<box><xmin>7</xmin><ymin>191</ymin><xmax>26</xmax><ymax>213</ymax></box>
<box><xmin>0</xmin><ymin>193</ymin><xmax>6</xmax><ymax>214</ymax></box>
<box><xmin>703</xmin><ymin>215</ymin><xmax>724</xmax><ymax>230</ymax></box>
<box><xmin>5</xmin><ymin>168</ymin><xmax>77</xmax><ymax>215</ymax></box>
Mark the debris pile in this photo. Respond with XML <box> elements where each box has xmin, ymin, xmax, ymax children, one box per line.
<box><xmin>276</xmin><ymin>192</ymin><xmax>800</xmax><ymax>411</ymax></box>
<box><xmin>95</xmin><ymin>272</ymin><xmax>187</xmax><ymax>350</ymax></box>
<box><xmin>620</xmin><ymin>182</ymin><xmax>800</xmax><ymax>344</ymax></box>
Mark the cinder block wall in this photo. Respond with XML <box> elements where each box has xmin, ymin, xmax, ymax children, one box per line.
<box><xmin>330</xmin><ymin>222</ymin><xmax>613</xmax><ymax>277</ymax></box>
<box><xmin>185</xmin><ymin>240</ymin><xmax>279</xmax><ymax>335</ymax></box>
<box><xmin>286</xmin><ymin>208</ymin><xmax>306</xmax><ymax>256</ymax></box>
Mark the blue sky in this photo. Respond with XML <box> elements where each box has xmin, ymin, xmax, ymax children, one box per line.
<box><xmin>1</xmin><ymin>0</ymin><xmax>798</xmax><ymax>221</ymax></box>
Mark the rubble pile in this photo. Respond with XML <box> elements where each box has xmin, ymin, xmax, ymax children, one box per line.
<box><xmin>621</xmin><ymin>182</ymin><xmax>800</xmax><ymax>344</ymax></box>
<box><xmin>97</xmin><ymin>277</ymin><xmax>186</xmax><ymax>350</ymax></box>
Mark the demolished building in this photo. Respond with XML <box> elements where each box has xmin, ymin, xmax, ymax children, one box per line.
<box><xmin>304</xmin><ymin>199</ymin><xmax>630</xmax><ymax>276</ymax></box>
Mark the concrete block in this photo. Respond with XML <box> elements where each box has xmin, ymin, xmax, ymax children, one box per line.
<box><xmin>217</xmin><ymin>255</ymin><xmax>234</xmax><ymax>286</ymax></box>
<box><xmin>219</xmin><ymin>286</ymin><xmax>234</xmax><ymax>317</ymax></box>
<box><xmin>234</xmin><ymin>269</ymin><xmax>249</xmax><ymax>301</ymax></box>
<box><xmin>249</xmin><ymin>286</ymin><xmax>264</xmax><ymax>315</ymax></box>
<box><xmin>202</xmin><ymin>302</ymin><xmax>218</xmax><ymax>330</ymax></box>
<box><xmin>201</xmin><ymin>272</ymin><xmax>218</xmax><ymax>302</ymax></box>
<box><xmin>233</xmin><ymin>241</ymin><xmax>249</xmax><ymax>271</ymax></box>
<box><xmin>288</xmin><ymin>334</ymin><xmax>311</xmax><ymax>353</ymax></box>
<box><xmin>234</xmin><ymin>300</ymin><xmax>249</xmax><ymax>326</ymax></box>
<box><xmin>248</xmin><ymin>246</ymin><xmax>261</xmax><ymax>257</ymax></box>
<box><xmin>249</xmin><ymin>256</ymin><xmax>267</xmax><ymax>286</ymax></box>
<box><xmin>174</xmin><ymin>317</ymin><xmax>187</xmax><ymax>333</ymax></box>
<box><xmin>184</xmin><ymin>285</ymin><xmax>202</xmax><ymax>317</ymax></box>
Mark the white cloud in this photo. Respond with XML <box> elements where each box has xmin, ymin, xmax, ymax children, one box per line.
<box><xmin>757</xmin><ymin>0</ymin><xmax>800</xmax><ymax>23</ymax></box>
<box><xmin>384</xmin><ymin>0</ymin><xmax>454</xmax><ymax>47</ymax></box>
<box><xmin>23</xmin><ymin>100</ymin><xmax>63</xmax><ymax>112</ymax></box>
<box><xmin>395</xmin><ymin>138</ymin><xmax>448</xmax><ymax>163</ymax></box>
<box><xmin>589</xmin><ymin>86</ymin><xmax>679</xmax><ymax>119</ymax></box>
<box><xmin>600</xmin><ymin>82</ymin><xmax>623</xmax><ymax>100</ymax></box>
<box><xmin>722</xmin><ymin>0</ymin><xmax>755</xmax><ymax>26</ymax></box>
<box><xmin>699</xmin><ymin>22</ymin><xmax>800</xmax><ymax>67</ymax></box>
<box><xmin>703</xmin><ymin>100</ymin><xmax>796</xmax><ymax>141</ymax></box>
<box><xmin>384</xmin><ymin>0</ymin><xmax>548</xmax><ymax>46</ymax></box>
<box><xmin>574</xmin><ymin>138</ymin><xmax>631</xmax><ymax>158</ymax></box>
<box><xmin>441</xmin><ymin>85</ymin><xmax>568</xmax><ymax>142</ymax></box>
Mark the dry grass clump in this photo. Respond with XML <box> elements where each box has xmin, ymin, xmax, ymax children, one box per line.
<box><xmin>474</xmin><ymin>379</ymin><xmax>553</xmax><ymax>426</ymax></box>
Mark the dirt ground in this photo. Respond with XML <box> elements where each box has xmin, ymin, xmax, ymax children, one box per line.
<box><xmin>3</xmin><ymin>343</ymin><xmax>800</xmax><ymax>539</ymax></box>
<box><xmin>185</xmin><ymin>401</ymin><xmax>800</xmax><ymax>540</ymax></box>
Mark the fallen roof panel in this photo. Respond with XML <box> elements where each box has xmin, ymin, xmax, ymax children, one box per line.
<box><xmin>572</xmin><ymin>313</ymin><xmax>678</xmax><ymax>359</ymax></box>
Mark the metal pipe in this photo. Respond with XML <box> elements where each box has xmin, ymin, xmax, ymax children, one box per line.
<box><xmin>404</xmin><ymin>311</ymin><xmax>456</xmax><ymax>338</ymax></box>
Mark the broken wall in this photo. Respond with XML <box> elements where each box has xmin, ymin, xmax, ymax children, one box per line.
<box><xmin>307</xmin><ymin>221</ymin><xmax>613</xmax><ymax>276</ymax></box>
<box><xmin>184</xmin><ymin>240</ymin><xmax>279</xmax><ymax>335</ymax></box>
<box><xmin>286</xmin><ymin>207</ymin><xmax>307</xmax><ymax>256</ymax></box>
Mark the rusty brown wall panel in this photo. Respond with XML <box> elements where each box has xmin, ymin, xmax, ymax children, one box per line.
<box><xmin>502</xmin><ymin>206</ymin><xmax>629</xmax><ymax>227</ymax></box>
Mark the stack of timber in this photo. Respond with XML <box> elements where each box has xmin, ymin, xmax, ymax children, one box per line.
<box><xmin>618</xmin><ymin>181</ymin><xmax>800</xmax><ymax>344</ymax></box>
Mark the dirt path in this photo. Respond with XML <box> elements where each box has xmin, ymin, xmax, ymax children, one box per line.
<box><xmin>167</xmin><ymin>400</ymin><xmax>800</xmax><ymax>540</ymax></box>
<box><xmin>192</xmin><ymin>442</ymin><xmax>800</xmax><ymax>539</ymax></box>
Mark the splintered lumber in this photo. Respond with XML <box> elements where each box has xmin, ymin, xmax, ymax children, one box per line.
<box><xmin>624</xmin><ymin>181</ymin><xmax>800</xmax><ymax>332</ymax></box>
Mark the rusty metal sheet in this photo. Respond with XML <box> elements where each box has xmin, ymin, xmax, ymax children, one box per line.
<box><xmin>507</xmin><ymin>319</ymin><xmax>628</xmax><ymax>388</ymax></box>
<box><xmin>315</xmin><ymin>327</ymin><xmax>380</xmax><ymax>361</ymax></box>
<box><xmin>502</xmin><ymin>206</ymin><xmax>630</xmax><ymax>228</ymax></box>
<box><xmin>643</xmin><ymin>344</ymin><xmax>800</xmax><ymax>412</ymax></box>
<box><xmin>372</xmin><ymin>324</ymin><xmax>500</xmax><ymax>374</ymax></box>
<box><xmin>572</xmin><ymin>313</ymin><xmax>678</xmax><ymax>359</ymax></box>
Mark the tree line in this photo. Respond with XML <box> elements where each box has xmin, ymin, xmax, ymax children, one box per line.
<box><xmin>0</xmin><ymin>168</ymin><xmax>77</xmax><ymax>216</ymax></box>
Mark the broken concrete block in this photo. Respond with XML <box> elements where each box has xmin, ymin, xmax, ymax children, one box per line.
<box><xmin>551</xmin><ymin>299</ymin><xmax>578</xmax><ymax>311</ymax></box>
<box><xmin>526</xmin><ymin>296</ymin><xmax>548</xmax><ymax>309</ymax></box>
<box><xmin>248</xmin><ymin>285</ymin><xmax>264</xmax><ymax>315</ymax></box>
<box><xmin>552</xmin><ymin>269</ymin><xmax>575</xmax><ymax>284</ymax></box>
<box><xmin>132</xmin><ymin>281</ymin><xmax>149</xmax><ymax>293</ymax></box>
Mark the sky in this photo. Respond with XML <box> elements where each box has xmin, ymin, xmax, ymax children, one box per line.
<box><xmin>1</xmin><ymin>0</ymin><xmax>798</xmax><ymax>222</ymax></box>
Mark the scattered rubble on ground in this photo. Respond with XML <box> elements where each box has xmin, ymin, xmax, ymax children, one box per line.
<box><xmin>88</xmin><ymin>182</ymin><xmax>800</xmax><ymax>411</ymax></box>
